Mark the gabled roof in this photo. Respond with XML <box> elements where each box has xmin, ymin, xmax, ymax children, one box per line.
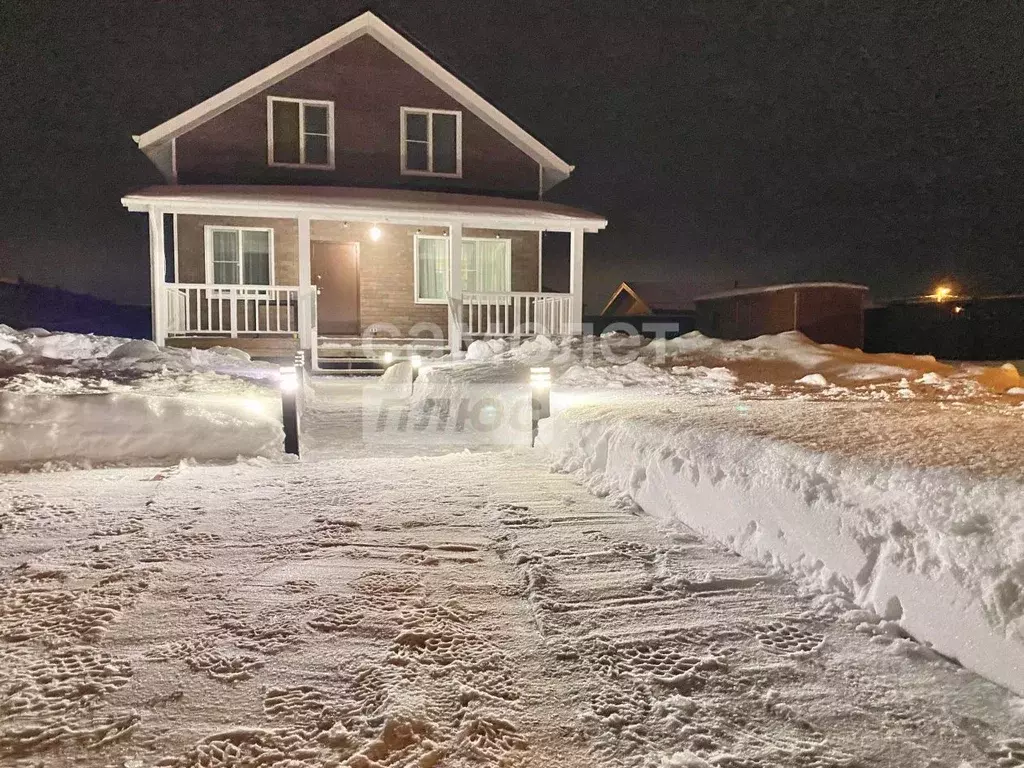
<box><xmin>602</xmin><ymin>281</ymin><xmax>692</xmax><ymax>315</ymax></box>
<box><xmin>134</xmin><ymin>11</ymin><xmax>574</xmax><ymax>190</ymax></box>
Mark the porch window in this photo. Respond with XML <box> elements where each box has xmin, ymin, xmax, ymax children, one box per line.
<box><xmin>206</xmin><ymin>227</ymin><xmax>273</xmax><ymax>285</ymax></box>
<box><xmin>268</xmin><ymin>97</ymin><xmax>334</xmax><ymax>168</ymax></box>
<box><xmin>401</xmin><ymin>108</ymin><xmax>462</xmax><ymax>177</ymax></box>
<box><xmin>414</xmin><ymin>235</ymin><xmax>510</xmax><ymax>303</ymax></box>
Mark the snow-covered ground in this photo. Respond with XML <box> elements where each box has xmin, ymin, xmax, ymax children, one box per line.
<box><xmin>1</xmin><ymin>327</ymin><xmax>1023</xmax><ymax>765</ymax></box>
<box><xmin>0</xmin><ymin>326</ymin><xmax>282</xmax><ymax>467</ymax></box>
<box><xmin>418</xmin><ymin>332</ymin><xmax>1024</xmax><ymax>698</ymax></box>
<box><xmin>1</xmin><ymin>429</ymin><xmax>1022</xmax><ymax>766</ymax></box>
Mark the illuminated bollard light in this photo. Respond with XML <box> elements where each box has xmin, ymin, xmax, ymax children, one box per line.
<box><xmin>280</xmin><ymin>366</ymin><xmax>300</xmax><ymax>457</ymax></box>
<box><xmin>411</xmin><ymin>354</ymin><xmax>422</xmax><ymax>382</ymax></box>
<box><xmin>530</xmin><ymin>366</ymin><xmax>551</xmax><ymax>447</ymax></box>
<box><xmin>382</xmin><ymin>351</ymin><xmax>395</xmax><ymax>366</ymax></box>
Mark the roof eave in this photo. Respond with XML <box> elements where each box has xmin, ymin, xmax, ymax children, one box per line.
<box><xmin>119</xmin><ymin>192</ymin><xmax>606</xmax><ymax>232</ymax></box>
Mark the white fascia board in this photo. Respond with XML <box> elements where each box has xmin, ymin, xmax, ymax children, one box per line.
<box><xmin>134</xmin><ymin>12</ymin><xmax>573</xmax><ymax>182</ymax></box>
<box><xmin>135</xmin><ymin>14</ymin><xmax>372</xmax><ymax>149</ymax></box>
<box><xmin>120</xmin><ymin>195</ymin><xmax>606</xmax><ymax>232</ymax></box>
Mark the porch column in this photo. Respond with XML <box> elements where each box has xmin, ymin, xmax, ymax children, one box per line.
<box><xmin>148</xmin><ymin>207</ymin><xmax>166</xmax><ymax>346</ymax></box>
<box><xmin>297</xmin><ymin>216</ymin><xmax>312</xmax><ymax>350</ymax></box>
<box><xmin>448</xmin><ymin>221</ymin><xmax>463</xmax><ymax>353</ymax></box>
<box><xmin>569</xmin><ymin>226</ymin><xmax>585</xmax><ymax>334</ymax></box>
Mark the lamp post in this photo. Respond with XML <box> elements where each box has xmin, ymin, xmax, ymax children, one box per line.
<box><xmin>530</xmin><ymin>366</ymin><xmax>551</xmax><ymax>447</ymax></box>
<box><xmin>280</xmin><ymin>365</ymin><xmax>300</xmax><ymax>457</ymax></box>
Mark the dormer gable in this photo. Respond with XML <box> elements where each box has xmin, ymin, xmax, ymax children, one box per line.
<box><xmin>135</xmin><ymin>12</ymin><xmax>573</xmax><ymax>198</ymax></box>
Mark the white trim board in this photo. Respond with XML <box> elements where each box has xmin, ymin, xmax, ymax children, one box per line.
<box><xmin>122</xmin><ymin>192</ymin><xmax>608</xmax><ymax>233</ymax></box>
<box><xmin>134</xmin><ymin>11</ymin><xmax>573</xmax><ymax>190</ymax></box>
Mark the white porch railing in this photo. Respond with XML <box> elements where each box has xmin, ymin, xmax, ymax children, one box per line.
<box><xmin>462</xmin><ymin>292</ymin><xmax>574</xmax><ymax>339</ymax></box>
<box><xmin>164</xmin><ymin>283</ymin><xmax>300</xmax><ymax>337</ymax></box>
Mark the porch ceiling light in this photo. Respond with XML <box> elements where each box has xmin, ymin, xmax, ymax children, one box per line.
<box><xmin>369</xmin><ymin>225</ymin><xmax>383</xmax><ymax>241</ymax></box>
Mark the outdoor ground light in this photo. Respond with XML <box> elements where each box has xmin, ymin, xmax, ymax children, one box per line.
<box><xmin>382</xmin><ymin>351</ymin><xmax>395</xmax><ymax>366</ymax></box>
<box><xmin>279</xmin><ymin>366</ymin><xmax>300</xmax><ymax>457</ymax></box>
<box><xmin>530</xmin><ymin>366</ymin><xmax>551</xmax><ymax>447</ymax></box>
<box><xmin>411</xmin><ymin>354</ymin><xmax>423</xmax><ymax>382</ymax></box>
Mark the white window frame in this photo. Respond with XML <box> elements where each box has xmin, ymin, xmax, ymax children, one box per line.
<box><xmin>267</xmin><ymin>96</ymin><xmax>335</xmax><ymax>169</ymax></box>
<box><xmin>204</xmin><ymin>226</ymin><xmax>276</xmax><ymax>287</ymax></box>
<box><xmin>413</xmin><ymin>234</ymin><xmax>511</xmax><ymax>304</ymax></box>
<box><xmin>400</xmin><ymin>107</ymin><xmax>463</xmax><ymax>178</ymax></box>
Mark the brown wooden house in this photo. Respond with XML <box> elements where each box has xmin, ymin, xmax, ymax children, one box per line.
<box><xmin>122</xmin><ymin>11</ymin><xmax>606</xmax><ymax>364</ymax></box>
<box><xmin>694</xmin><ymin>283</ymin><xmax>869</xmax><ymax>348</ymax></box>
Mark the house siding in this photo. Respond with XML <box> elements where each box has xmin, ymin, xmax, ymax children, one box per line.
<box><xmin>174</xmin><ymin>35</ymin><xmax>540</xmax><ymax>198</ymax></box>
<box><xmin>174</xmin><ymin>216</ymin><xmax>538</xmax><ymax>338</ymax></box>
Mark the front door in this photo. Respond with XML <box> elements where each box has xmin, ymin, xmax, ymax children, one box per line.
<box><xmin>312</xmin><ymin>241</ymin><xmax>360</xmax><ymax>335</ymax></box>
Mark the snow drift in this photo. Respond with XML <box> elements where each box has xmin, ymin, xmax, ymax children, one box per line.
<box><xmin>1</xmin><ymin>391</ymin><xmax>282</xmax><ymax>466</ymax></box>
<box><xmin>0</xmin><ymin>326</ymin><xmax>283</xmax><ymax>467</ymax></box>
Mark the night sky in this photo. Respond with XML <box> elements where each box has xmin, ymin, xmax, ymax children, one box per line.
<box><xmin>2</xmin><ymin>0</ymin><xmax>1023</xmax><ymax>310</ymax></box>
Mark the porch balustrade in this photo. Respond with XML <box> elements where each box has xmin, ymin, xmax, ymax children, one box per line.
<box><xmin>461</xmin><ymin>291</ymin><xmax>573</xmax><ymax>339</ymax></box>
<box><xmin>164</xmin><ymin>283</ymin><xmax>300</xmax><ymax>337</ymax></box>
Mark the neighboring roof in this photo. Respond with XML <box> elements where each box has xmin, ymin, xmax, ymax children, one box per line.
<box><xmin>601</xmin><ymin>280</ymin><xmax>692</xmax><ymax>314</ymax></box>
<box><xmin>694</xmin><ymin>282</ymin><xmax>870</xmax><ymax>302</ymax></box>
<box><xmin>134</xmin><ymin>11</ymin><xmax>573</xmax><ymax>190</ymax></box>
<box><xmin>120</xmin><ymin>185</ymin><xmax>607</xmax><ymax>232</ymax></box>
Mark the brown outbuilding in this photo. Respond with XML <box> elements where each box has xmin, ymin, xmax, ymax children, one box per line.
<box><xmin>694</xmin><ymin>282</ymin><xmax>869</xmax><ymax>348</ymax></box>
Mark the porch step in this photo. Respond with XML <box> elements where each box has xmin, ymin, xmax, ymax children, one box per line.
<box><xmin>314</xmin><ymin>357</ymin><xmax>386</xmax><ymax>374</ymax></box>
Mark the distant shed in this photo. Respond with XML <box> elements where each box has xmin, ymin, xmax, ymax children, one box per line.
<box><xmin>694</xmin><ymin>282</ymin><xmax>869</xmax><ymax>348</ymax></box>
<box><xmin>601</xmin><ymin>280</ymin><xmax>691</xmax><ymax>316</ymax></box>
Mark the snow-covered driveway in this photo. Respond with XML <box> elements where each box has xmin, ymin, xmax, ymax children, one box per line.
<box><xmin>1</xmin><ymin>425</ymin><xmax>1021</xmax><ymax>765</ymax></box>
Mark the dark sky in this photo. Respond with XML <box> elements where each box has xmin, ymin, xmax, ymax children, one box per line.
<box><xmin>2</xmin><ymin>0</ymin><xmax>1023</xmax><ymax>310</ymax></box>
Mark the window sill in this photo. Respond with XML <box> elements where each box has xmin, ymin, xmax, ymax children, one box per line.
<box><xmin>414</xmin><ymin>297</ymin><xmax>449</xmax><ymax>305</ymax></box>
<box><xmin>401</xmin><ymin>169</ymin><xmax>463</xmax><ymax>179</ymax></box>
<box><xmin>268</xmin><ymin>161</ymin><xmax>335</xmax><ymax>170</ymax></box>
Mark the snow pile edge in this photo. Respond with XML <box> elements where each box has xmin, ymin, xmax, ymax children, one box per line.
<box><xmin>0</xmin><ymin>392</ymin><xmax>283</xmax><ymax>467</ymax></box>
<box><xmin>539</xmin><ymin>405</ymin><xmax>1024</xmax><ymax>696</ymax></box>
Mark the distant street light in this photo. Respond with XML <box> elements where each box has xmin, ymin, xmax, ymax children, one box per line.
<box><xmin>933</xmin><ymin>285</ymin><xmax>954</xmax><ymax>302</ymax></box>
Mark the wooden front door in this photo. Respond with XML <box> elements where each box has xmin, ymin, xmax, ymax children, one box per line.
<box><xmin>312</xmin><ymin>241</ymin><xmax>360</xmax><ymax>335</ymax></box>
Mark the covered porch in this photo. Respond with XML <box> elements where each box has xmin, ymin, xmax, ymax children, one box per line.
<box><xmin>122</xmin><ymin>185</ymin><xmax>606</xmax><ymax>362</ymax></box>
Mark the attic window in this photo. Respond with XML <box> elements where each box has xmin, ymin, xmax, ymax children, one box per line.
<box><xmin>401</xmin><ymin>108</ymin><xmax>461</xmax><ymax>177</ymax></box>
<box><xmin>267</xmin><ymin>97</ymin><xmax>334</xmax><ymax>169</ymax></box>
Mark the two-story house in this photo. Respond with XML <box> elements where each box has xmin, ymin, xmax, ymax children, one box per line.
<box><xmin>122</xmin><ymin>11</ymin><xmax>606</xmax><ymax>365</ymax></box>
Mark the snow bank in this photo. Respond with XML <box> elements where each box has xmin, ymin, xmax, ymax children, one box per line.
<box><xmin>0</xmin><ymin>324</ymin><xmax>277</xmax><ymax>379</ymax></box>
<box><xmin>539</xmin><ymin>405</ymin><xmax>1024</xmax><ymax>696</ymax></box>
<box><xmin>1</xmin><ymin>390</ymin><xmax>282</xmax><ymax>467</ymax></box>
<box><xmin>644</xmin><ymin>331</ymin><xmax>1022</xmax><ymax>392</ymax></box>
<box><xmin>0</xmin><ymin>326</ymin><xmax>284</xmax><ymax>467</ymax></box>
